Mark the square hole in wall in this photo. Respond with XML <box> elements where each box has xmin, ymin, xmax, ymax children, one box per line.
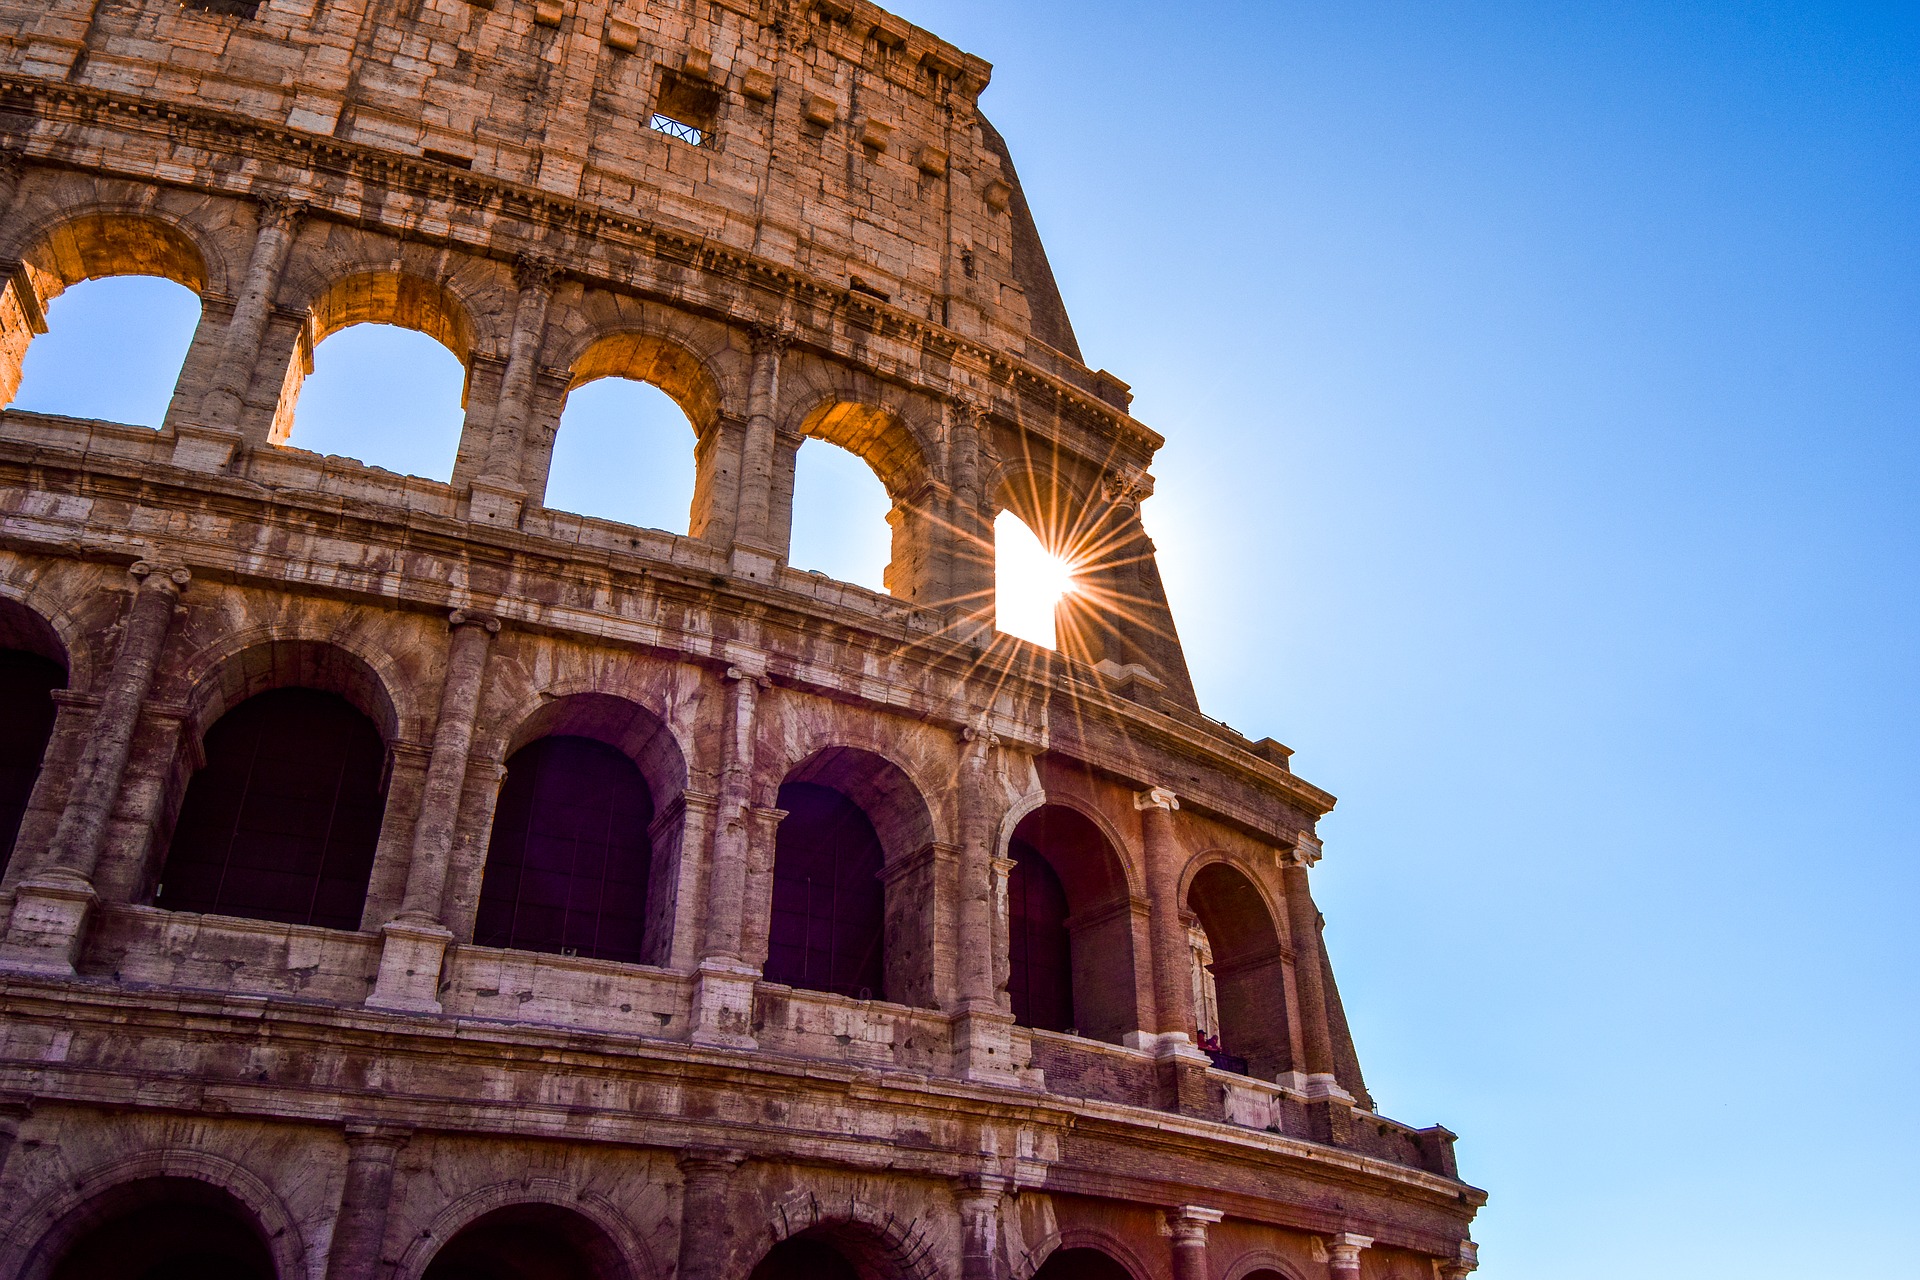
<box><xmin>649</xmin><ymin>70</ymin><xmax>721</xmax><ymax>147</ymax></box>
<box><xmin>181</xmin><ymin>0</ymin><xmax>261</xmax><ymax>16</ymax></box>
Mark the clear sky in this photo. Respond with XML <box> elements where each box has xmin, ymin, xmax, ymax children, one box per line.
<box><xmin>11</xmin><ymin>3</ymin><xmax>1916</xmax><ymax>1275</ymax></box>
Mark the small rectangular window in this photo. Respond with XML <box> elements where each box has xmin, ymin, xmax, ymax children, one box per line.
<box><xmin>182</xmin><ymin>0</ymin><xmax>261</xmax><ymax>16</ymax></box>
<box><xmin>651</xmin><ymin>70</ymin><xmax>721</xmax><ymax>148</ymax></box>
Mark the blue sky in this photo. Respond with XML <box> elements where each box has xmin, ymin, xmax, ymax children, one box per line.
<box><xmin>12</xmin><ymin>3</ymin><xmax>1916</xmax><ymax>1275</ymax></box>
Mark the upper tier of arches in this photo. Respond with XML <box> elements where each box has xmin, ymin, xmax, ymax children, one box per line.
<box><xmin>0</xmin><ymin>175</ymin><xmax>1193</xmax><ymax>700</ymax></box>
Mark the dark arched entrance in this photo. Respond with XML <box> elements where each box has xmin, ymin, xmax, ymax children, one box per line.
<box><xmin>421</xmin><ymin>1204</ymin><xmax>625</xmax><ymax>1280</ymax></box>
<box><xmin>1031</xmin><ymin>1248</ymin><xmax>1134</xmax><ymax>1280</ymax></box>
<box><xmin>1006</xmin><ymin>837</ymin><xmax>1073</xmax><ymax>1032</ymax></box>
<box><xmin>0</xmin><ymin>646</ymin><xmax>64</xmax><ymax>876</ymax></box>
<box><xmin>1005</xmin><ymin>804</ymin><xmax>1141</xmax><ymax>1044</ymax></box>
<box><xmin>42</xmin><ymin>1177</ymin><xmax>276</xmax><ymax>1280</ymax></box>
<box><xmin>156</xmin><ymin>687</ymin><xmax>389</xmax><ymax>930</ymax></box>
<box><xmin>766</xmin><ymin>780</ymin><xmax>887</xmax><ymax>1001</ymax></box>
<box><xmin>747</xmin><ymin>1236</ymin><xmax>862</xmax><ymax>1280</ymax></box>
<box><xmin>474</xmin><ymin>734</ymin><xmax>656</xmax><ymax>963</ymax></box>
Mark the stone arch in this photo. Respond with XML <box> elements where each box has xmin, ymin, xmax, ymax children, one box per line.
<box><xmin>0</xmin><ymin>573</ymin><xmax>102</xmax><ymax>695</ymax></box>
<box><xmin>175</xmin><ymin>634</ymin><xmax>406</xmax><ymax>749</ymax></box>
<box><xmin>1182</xmin><ymin>855</ymin><xmax>1294</xmax><ymax>1080</ymax></box>
<box><xmin>0</xmin><ymin>592</ymin><xmax>68</xmax><ymax>880</ymax></box>
<box><xmin>1222</xmin><ymin>1252</ymin><xmax>1309</xmax><ymax>1280</ymax></box>
<box><xmin>0</xmin><ymin>1149</ymin><xmax>306</xmax><ymax>1280</ymax></box>
<box><xmin>0</xmin><ymin>201</ymin><xmax>220</xmax><ymax>415</ymax></box>
<box><xmin>303</xmin><ymin>270</ymin><xmax>476</xmax><ymax>362</ymax></box>
<box><xmin>474</xmin><ymin>691</ymin><xmax>693</xmax><ymax>966</ymax></box>
<box><xmin>0</xmin><ymin>588</ymin><xmax>71</xmax><ymax>672</ymax></box>
<box><xmin>1006</xmin><ymin>800</ymin><xmax>1146</xmax><ymax>1044</ymax></box>
<box><xmin>764</xmin><ymin>742</ymin><xmax>942</xmax><ymax>1007</ymax></box>
<box><xmin>393</xmin><ymin>1178</ymin><xmax>655</xmax><ymax>1280</ymax></box>
<box><xmin>751</xmin><ymin>1193</ymin><xmax>943</xmax><ymax>1280</ymax></box>
<box><xmin>1016</xmin><ymin>1230</ymin><xmax>1154</xmax><ymax>1280</ymax></box>
<box><xmin>559</xmin><ymin>328</ymin><xmax>731</xmax><ymax>434</ymax></box>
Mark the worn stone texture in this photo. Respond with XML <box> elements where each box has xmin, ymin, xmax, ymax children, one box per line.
<box><xmin>0</xmin><ymin>0</ymin><xmax>1481</xmax><ymax>1277</ymax></box>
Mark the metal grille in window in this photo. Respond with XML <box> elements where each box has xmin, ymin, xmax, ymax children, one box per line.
<box><xmin>157</xmin><ymin>688</ymin><xmax>387</xmax><ymax>931</ymax></box>
<box><xmin>648</xmin><ymin>114</ymin><xmax>709</xmax><ymax>147</ymax></box>
<box><xmin>473</xmin><ymin>735</ymin><xmax>655</xmax><ymax>965</ymax></box>
<box><xmin>766</xmin><ymin>782</ymin><xmax>886</xmax><ymax>1001</ymax></box>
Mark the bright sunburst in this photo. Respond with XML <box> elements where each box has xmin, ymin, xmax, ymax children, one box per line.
<box><xmin>995</xmin><ymin>511</ymin><xmax>1078</xmax><ymax>649</ymax></box>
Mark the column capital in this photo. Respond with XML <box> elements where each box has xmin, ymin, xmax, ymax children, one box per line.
<box><xmin>1326</xmin><ymin>1233</ymin><xmax>1373</xmax><ymax>1266</ymax></box>
<box><xmin>342</xmin><ymin>1120</ymin><xmax>412</xmax><ymax>1152</ymax></box>
<box><xmin>256</xmin><ymin>193</ymin><xmax>307</xmax><ymax>231</ymax></box>
<box><xmin>1133</xmin><ymin>785</ymin><xmax>1179</xmax><ymax>813</ymax></box>
<box><xmin>677</xmin><ymin>1147</ymin><xmax>747</xmax><ymax>1178</ymax></box>
<box><xmin>448</xmin><ymin>608</ymin><xmax>502</xmax><ymax>634</ymax></box>
<box><xmin>1282</xmin><ymin>831</ymin><xmax>1323</xmax><ymax>870</ymax></box>
<box><xmin>1437</xmin><ymin>1240</ymin><xmax>1478</xmax><ymax>1278</ymax></box>
<box><xmin>128</xmin><ymin>560</ymin><xmax>192</xmax><ymax>593</ymax></box>
<box><xmin>513</xmin><ymin>253</ymin><xmax>559</xmax><ymax>292</ymax></box>
<box><xmin>748</xmin><ymin>319</ymin><xmax>794</xmax><ymax>356</ymax></box>
<box><xmin>1103</xmin><ymin>467</ymin><xmax>1154</xmax><ymax>510</ymax></box>
<box><xmin>1165</xmin><ymin>1205</ymin><xmax>1223</xmax><ymax>1242</ymax></box>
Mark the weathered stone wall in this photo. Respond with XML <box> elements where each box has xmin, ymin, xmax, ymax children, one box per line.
<box><xmin>0</xmin><ymin>0</ymin><xmax>1482</xmax><ymax>1276</ymax></box>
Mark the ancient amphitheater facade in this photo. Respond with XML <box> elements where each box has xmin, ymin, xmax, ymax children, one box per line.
<box><xmin>0</xmin><ymin>0</ymin><xmax>1483</xmax><ymax>1278</ymax></box>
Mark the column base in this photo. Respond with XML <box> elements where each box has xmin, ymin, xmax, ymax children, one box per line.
<box><xmin>727</xmin><ymin>544</ymin><xmax>783</xmax><ymax>584</ymax></box>
<box><xmin>467</xmin><ymin>477</ymin><xmax>527</xmax><ymax>528</ymax></box>
<box><xmin>170</xmin><ymin>423</ymin><xmax>245</xmax><ymax>473</ymax></box>
<box><xmin>0</xmin><ymin>870</ymin><xmax>97</xmax><ymax>977</ymax></box>
<box><xmin>950</xmin><ymin>1004</ymin><xmax>1024</xmax><ymax>1087</ymax></box>
<box><xmin>365</xmin><ymin>918</ymin><xmax>452</xmax><ymax>1014</ymax></box>
<box><xmin>689</xmin><ymin>958</ymin><xmax>759</xmax><ymax>1049</ymax></box>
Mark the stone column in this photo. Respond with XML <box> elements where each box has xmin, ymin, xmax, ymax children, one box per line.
<box><xmin>322</xmin><ymin>1123</ymin><xmax>410</xmax><ymax>1280</ymax></box>
<box><xmin>691</xmin><ymin>667</ymin><xmax>765</xmax><ymax>1048</ymax></box>
<box><xmin>1166</xmin><ymin>1206</ymin><xmax>1223</xmax><ymax>1280</ymax></box>
<box><xmin>1281</xmin><ymin>834</ymin><xmax>1354</xmax><ymax>1142</ymax></box>
<box><xmin>953</xmin><ymin>728</ymin><xmax>1016</xmax><ymax>1082</ymax></box>
<box><xmin>0</xmin><ymin>1093</ymin><xmax>30</xmax><ymax>1178</ymax></box>
<box><xmin>367</xmin><ymin>611</ymin><xmax>498</xmax><ymax>1013</ymax></box>
<box><xmin>676</xmin><ymin>1148</ymin><xmax>745</xmax><ymax>1280</ymax></box>
<box><xmin>1</xmin><ymin>562</ymin><xmax>187</xmax><ymax>975</ymax></box>
<box><xmin>954</xmin><ymin>1175</ymin><xmax>1009</xmax><ymax>1280</ymax></box>
<box><xmin>1134</xmin><ymin>786</ymin><xmax>1195</xmax><ymax>1043</ymax></box>
<box><xmin>1326</xmin><ymin>1233</ymin><xmax>1372</xmax><ymax>1280</ymax></box>
<box><xmin>729</xmin><ymin>323</ymin><xmax>789</xmax><ymax>579</ymax></box>
<box><xmin>197</xmin><ymin>197</ymin><xmax>304</xmax><ymax>435</ymax></box>
<box><xmin>471</xmin><ymin>257</ymin><xmax>556</xmax><ymax>526</ymax></box>
<box><xmin>943</xmin><ymin>398</ymin><xmax>996</xmax><ymax>638</ymax></box>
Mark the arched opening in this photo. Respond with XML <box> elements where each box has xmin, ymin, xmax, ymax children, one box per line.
<box><xmin>1006</xmin><ymin>838</ymin><xmax>1073</xmax><ymax>1032</ymax></box>
<box><xmin>288</xmin><ymin>323</ymin><xmax>467</xmax><ymax>482</ymax></box>
<box><xmin>155</xmin><ymin>688</ymin><xmax>388</xmax><ymax>931</ymax></box>
<box><xmin>545</xmin><ymin>378</ymin><xmax>697</xmax><ymax>532</ymax></box>
<box><xmin>421</xmin><ymin>1203</ymin><xmax>626</xmax><ymax>1280</ymax></box>
<box><xmin>768</xmin><ymin>781</ymin><xmax>886</xmax><ymax>1001</ymax></box>
<box><xmin>787</xmin><ymin>437</ymin><xmax>892</xmax><ymax>592</ymax></box>
<box><xmin>747</xmin><ymin>1236</ymin><xmax>861</xmax><ymax>1280</ymax></box>
<box><xmin>767</xmin><ymin>747</ymin><xmax>938</xmax><ymax>1007</ymax></box>
<box><xmin>0</xmin><ymin>601</ymin><xmax>66</xmax><ymax>878</ymax></box>
<box><xmin>10</xmin><ymin>275</ymin><xmax>201</xmax><ymax>428</ymax></box>
<box><xmin>34</xmin><ymin>1177</ymin><xmax>276</xmax><ymax>1280</ymax></box>
<box><xmin>1031</xmin><ymin>1249</ymin><xmax>1135</xmax><ymax>1280</ymax></box>
<box><xmin>474</xmin><ymin>735</ymin><xmax>655</xmax><ymax>964</ymax></box>
<box><xmin>994</xmin><ymin>510</ymin><xmax>1077</xmax><ymax>649</ymax></box>
<box><xmin>1007</xmin><ymin>804</ymin><xmax>1142</xmax><ymax>1044</ymax></box>
<box><xmin>1186</xmin><ymin>862</ymin><xmax>1294</xmax><ymax>1080</ymax></box>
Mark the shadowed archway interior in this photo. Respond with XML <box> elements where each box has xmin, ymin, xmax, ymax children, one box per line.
<box><xmin>767</xmin><ymin>780</ymin><xmax>887</xmax><ymax>1001</ymax></box>
<box><xmin>420</xmin><ymin>1204</ymin><xmax>625</xmax><ymax>1280</ymax></box>
<box><xmin>1007</xmin><ymin>836</ymin><xmax>1074</xmax><ymax>1032</ymax></box>
<box><xmin>41</xmin><ymin>1177</ymin><xmax>276</xmax><ymax>1280</ymax></box>
<box><xmin>0</xmin><ymin>648</ymin><xmax>63</xmax><ymax>876</ymax></box>
<box><xmin>1031</xmin><ymin>1248</ymin><xmax>1135</xmax><ymax>1280</ymax></box>
<box><xmin>474</xmin><ymin>734</ymin><xmax>656</xmax><ymax>963</ymax></box>
<box><xmin>156</xmin><ymin>687</ymin><xmax>388</xmax><ymax>930</ymax></box>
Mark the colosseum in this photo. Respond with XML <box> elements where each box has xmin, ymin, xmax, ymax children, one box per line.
<box><xmin>0</xmin><ymin>0</ymin><xmax>1484</xmax><ymax>1277</ymax></box>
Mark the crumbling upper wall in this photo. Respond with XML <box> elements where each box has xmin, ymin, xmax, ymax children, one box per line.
<box><xmin>0</xmin><ymin>0</ymin><xmax>1079</xmax><ymax>358</ymax></box>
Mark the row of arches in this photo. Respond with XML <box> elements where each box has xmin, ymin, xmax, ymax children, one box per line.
<box><xmin>1</xmin><ymin>202</ymin><xmax>1090</xmax><ymax>648</ymax></box>
<box><xmin>0</xmin><ymin>604</ymin><xmax>1294</xmax><ymax>1070</ymax></box>
<box><xmin>17</xmin><ymin>1172</ymin><xmax>1255</xmax><ymax>1280</ymax></box>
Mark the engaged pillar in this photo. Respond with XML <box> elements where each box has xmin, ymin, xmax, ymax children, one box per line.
<box><xmin>368</xmin><ymin>611</ymin><xmax>498</xmax><ymax>1013</ymax></box>
<box><xmin>691</xmin><ymin>666</ymin><xmax>766</xmax><ymax>1048</ymax></box>
<box><xmin>1327</xmin><ymin>1233</ymin><xmax>1372</xmax><ymax>1280</ymax></box>
<box><xmin>1</xmin><ymin>561</ymin><xmax>188</xmax><ymax>974</ymax></box>
<box><xmin>1167</xmin><ymin>1206</ymin><xmax>1223</xmax><ymax>1280</ymax></box>
<box><xmin>323</xmin><ymin>1123</ymin><xmax>410</xmax><ymax>1280</ymax></box>
<box><xmin>677</xmin><ymin>1148</ymin><xmax>746</xmax><ymax>1280</ymax></box>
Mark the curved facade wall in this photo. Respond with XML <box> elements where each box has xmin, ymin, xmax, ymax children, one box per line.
<box><xmin>0</xmin><ymin>1</ymin><xmax>1482</xmax><ymax>1278</ymax></box>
